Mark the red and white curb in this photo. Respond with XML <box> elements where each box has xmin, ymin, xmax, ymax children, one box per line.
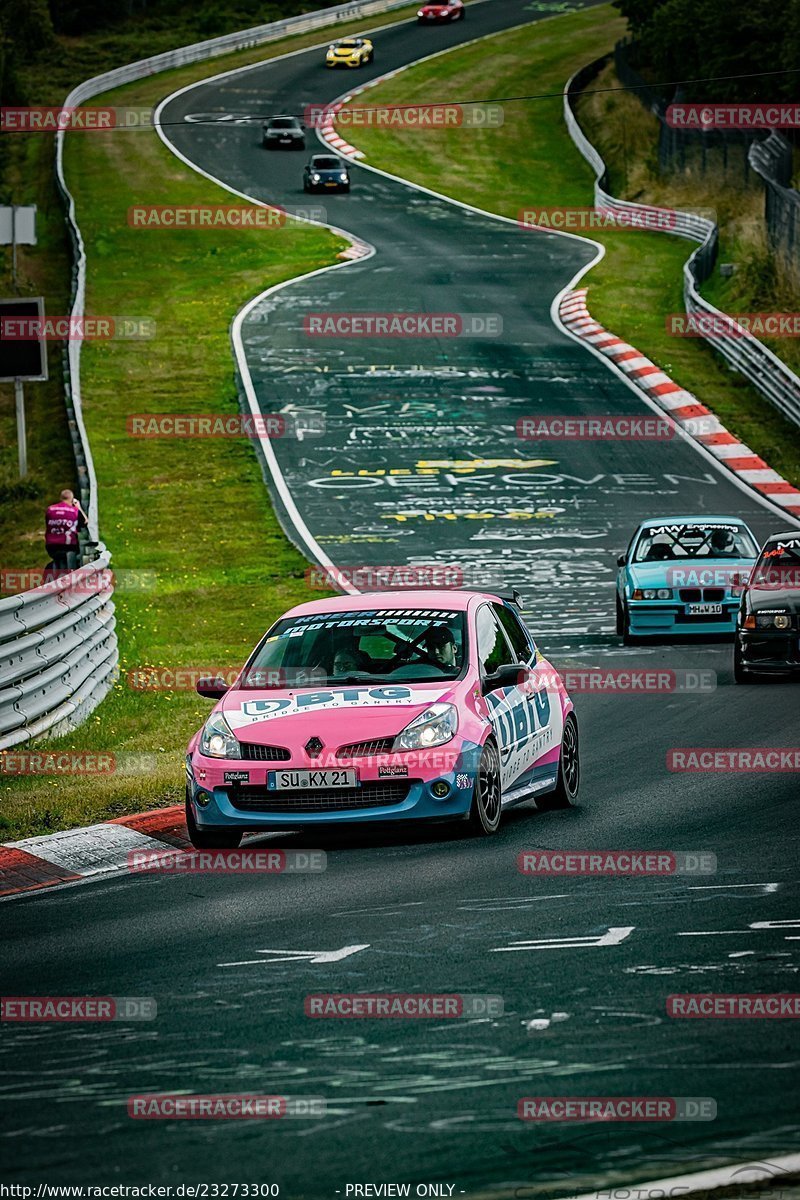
<box><xmin>318</xmin><ymin>97</ymin><xmax>365</xmax><ymax>160</ymax></box>
<box><xmin>560</xmin><ymin>289</ymin><xmax>800</xmax><ymax>519</ymax></box>
<box><xmin>0</xmin><ymin>806</ymin><xmax>187</xmax><ymax>898</ymax></box>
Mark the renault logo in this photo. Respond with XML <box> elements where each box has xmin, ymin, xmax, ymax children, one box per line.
<box><xmin>305</xmin><ymin>736</ymin><xmax>324</xmax><ymax>758</ymax></box>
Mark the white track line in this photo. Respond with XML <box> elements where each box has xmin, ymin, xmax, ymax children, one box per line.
<box><xmin>559</xmin><ymin>1152</ymin><xmax>800</xmax><ymax>1200</ymax></box>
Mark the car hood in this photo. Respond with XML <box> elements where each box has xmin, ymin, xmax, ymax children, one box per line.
<box><xmin>221</xmin><ymin>682</ymin><xmax>459</xmax><ymax>749</ymax></box>
<box><xmin>747</xmin><ymin>586</ymin><xmax>800</xmax><ymax>614</ymax></box>
<box><xmin>627</xmin><ymin>557</ymin><xmax>754</xmax><ymax>587</ymax></box>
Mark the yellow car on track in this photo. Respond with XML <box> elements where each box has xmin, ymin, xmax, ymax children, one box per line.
<box><xmin>325</xmin><ymin>37</ymin><xmax>374</xmax><ymax>67</ymax></box>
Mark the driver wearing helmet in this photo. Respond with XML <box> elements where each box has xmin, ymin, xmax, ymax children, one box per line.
<box><xmin>709</xmin><ymin>527</ymin><xmax>736</xmax><ymax>556</ymax></box>
<box><xmin>422</xmin><ymin>624</ymin><xmax>459</xmax><ymax>669</ymax></box>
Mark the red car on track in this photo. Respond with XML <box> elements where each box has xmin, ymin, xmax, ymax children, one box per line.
<box><xmin>417</xmin><ymin>0</ymin><xmax>465</xmax><ymax>22</ymax></box>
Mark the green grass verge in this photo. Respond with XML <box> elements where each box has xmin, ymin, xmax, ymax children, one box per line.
<box><xmin>337</xmin><ymin>3</ymin><xmax>800</xmax><ymax>485</ymax></box>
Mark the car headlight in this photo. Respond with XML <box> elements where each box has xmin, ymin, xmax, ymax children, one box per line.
<box><xmin>633</xmin><ymin>588</ymin><xmax>672</xmax><ymax>600</ymax></box>
<box><xmin>755</xmin><ymin>612</ymin><xmax>791</xmax><ymax>630</ymax></box>
<box><xmin>340</xmin><ymin>173</ymin><xmax>348</xmax><ymax>181</ymax></box>
<box><xmin>394</xmin><ymin>703</ymin><xmax>458</xmax><ymax>752</ymax></box>
<box><xmin>200</xmin><ymin>712</ymin><xmax>241</xmax><ymax>759</ymax></box>
<box><xmin>311</xmin><ymin>174</ymin><xmax>321</xmax><ymax>182</ymax></box>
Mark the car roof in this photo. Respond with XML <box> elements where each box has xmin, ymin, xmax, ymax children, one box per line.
<box><xmin>311</xmin><ymin>154</ymin><xmax>343</xmax><ymax>163</ymax></box>
<box><xmin>763</xmin><ymin>530</ymin><xmax>800</xmax><ymax>545</ymax></box>
<box><xmin>636</xmin><ymin>515</ymin><xmax>751</xmax><ymax>528</ymax></box>
<box><xmin>280</xmin><ymin>588</ymin><xmax>508</xmax><ymax>620</ymax></box>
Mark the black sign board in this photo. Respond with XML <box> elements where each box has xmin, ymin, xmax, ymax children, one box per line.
<box><xmin>0</xmin><ymin>297</ymin><xmax>47</xmax><ymax>381</ymax></box>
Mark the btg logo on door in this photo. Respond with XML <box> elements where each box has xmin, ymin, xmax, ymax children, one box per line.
<box><xmin>485</xmin><ymin>685</ymin><xmax>551</xmax><ymax>764</ymax></box>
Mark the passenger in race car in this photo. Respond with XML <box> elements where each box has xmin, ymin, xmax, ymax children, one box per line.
<box><xmin>331</xmin><ymin>642</ymin><xmax>372</xmax><ymax>677</ymax></box>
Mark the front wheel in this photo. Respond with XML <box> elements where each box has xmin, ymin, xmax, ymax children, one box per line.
<box><xmin>185</xmin><ymin>792</ymin><xmax>243</xmax><ymax>849</ymax></box>
<box><xmin>537</xmin><ymin>713</ymin><xmax>579</xmax><ymax>810</ymax></box>
<box><xmin>615</xmin><ymin>595</ymin><xmax>624</xmax><ymax>636</ymax></box>
<box><xmin>467</xmin><ymin>740</ymin><xmax>502</xmax><ymax>835</ymax></box>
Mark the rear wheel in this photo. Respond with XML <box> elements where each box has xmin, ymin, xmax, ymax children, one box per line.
<box><xmin>185</xmin><ymin>790</ymin><xmax>243</xmax><ymax>849</ymax></box>
<box><xmin>537</xmin><ymin>714</ymin><xmax>579</xmax><ymax>810</ymax></box>
<box><xmin>467</xmin><ymin>740</ymin><xmax>502</xmax><ymax>835</ymax></box>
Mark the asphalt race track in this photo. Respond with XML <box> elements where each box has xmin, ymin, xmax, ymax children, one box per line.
<box><xmin>4</xmin><ymin>2</ymin><xmax>799</xmax><ymax>1195</ymax></box>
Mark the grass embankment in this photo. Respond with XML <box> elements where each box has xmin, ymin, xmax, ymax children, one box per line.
<box><xmin>1</xmin><ymin>8</ymin><xmax>454</xmax><ymax>837</ymax></box>
<box><xmin>336</xmin><ymin>3</ymin><xmax>800</xmax><ymax>485</ymax></box>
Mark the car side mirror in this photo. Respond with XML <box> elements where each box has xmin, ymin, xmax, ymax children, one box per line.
<box><xmin>616</xmin><ymin>554</ymin><xmax>627</xmax><ymax>567</ymax></box>
<box><xmin>482</xmin><ymin>663</ymin><xmax>529</xmax><ymax>695</ymax></box>
<box><xmin>196</xmin><ymin>678</ymin><xmax>230</xmax><ymax>699</ymax></box>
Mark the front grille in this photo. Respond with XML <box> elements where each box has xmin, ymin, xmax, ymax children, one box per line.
<box><xmin>337</xmin><ymin>737</ymin><xmax>395</xmax><ymax>759</ymax></box>
<box><xmin>227</xmin><ymin>781</ymin><xmax>413</xmax><ymax>813</ymax></box>
<box><xmin>238</xmin><ymin>742</ymin><xmax>291</xmax><ymax>762</ymax></box>
<box><xmin>679</xmin><ymin>587</ymin><xmax>726</xmax><ymax>602</ymax></box>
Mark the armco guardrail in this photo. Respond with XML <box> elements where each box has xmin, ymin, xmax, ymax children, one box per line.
<box><xmin>563</xmin><ymin>59</ymin><xmax>800</xmax><ymax>431</ymax></box>
<box><xmin>21</xmin><ymin>0</ymin><xmax>413</xmax><ymax>748</ymax></box>
<box><xmin>0</xmin><ymin>552</ymin><xmax>118</xmax><ymax>749</ymax></box>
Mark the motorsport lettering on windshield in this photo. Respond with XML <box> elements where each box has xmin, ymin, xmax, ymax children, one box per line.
<box><xmin>277</xmin><ymin>608</ymin><xmax>458</xmax><ymax>637</ymax></box>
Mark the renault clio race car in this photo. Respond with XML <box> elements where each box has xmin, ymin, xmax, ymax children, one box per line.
<box><xmin>734</xmin><ymin>531</ymin><xmax>800</xmax><ymax>681</ymax></box>
<box><xmin>616</xmin><ymin>516</ymin><xmax>759</xmax><ymax>641</ymax></box>
<box><xmin>186</xmin><ymin>589</ymin><xmax>579</xmax><ymax>847</ymax></box>
<box><xmin>325</xmin><ymin>37</ymin><xmax>374</xmax><ymax>67</ymax></box>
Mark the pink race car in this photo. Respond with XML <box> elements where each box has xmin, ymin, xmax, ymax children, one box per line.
<box><xmin>185</xmin><ymin>589</ymin><xmax>579</xmax><ymax>847</ymax></box>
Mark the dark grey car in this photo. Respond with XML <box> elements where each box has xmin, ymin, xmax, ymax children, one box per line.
<box><xmin>303</xmin><ymin>154</ymin><xmax>351</xmax><ymax>193</ymax></box>
<box><xmin>262</xmin><ymin>115</ymin><xmax>305</xmax><ymax>150</ymax></box>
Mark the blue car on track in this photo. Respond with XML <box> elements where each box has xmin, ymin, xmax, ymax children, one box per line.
<box><xmin>616</xmin><ymin>516</ymin><xmax>759</xmax><ymax>642</ymax></box>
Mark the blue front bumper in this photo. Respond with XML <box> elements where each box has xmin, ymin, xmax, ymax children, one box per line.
<box><xmin>187</xmin><ymin>755</ymin><xmax>480</xmax><ymax>830</ymax></box>
<box><xmin>628</xmin><ymin>601</ymin><xmax>739</xmax><ymax>636</ymax></box>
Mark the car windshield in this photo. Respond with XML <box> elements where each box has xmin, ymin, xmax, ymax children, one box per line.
<box><xmin>240</xmin><ymin>607</ymin><xmax>467</xmax><ymax>687</ymax></box>
<box><xmin>313</xmin><ymin>158</ymin><xmax>341</xmax><ymax>170</ymax></box>
<box><xmin>750</xmin><ymin>537</ymin><xmax>800</xmax><ymax>590</ymax></box>
<box><xmin>269</xmin><ymin>118</ymin><xmax>295</xmax><ymax>128</ymax></box>
<box><xmin>633</xmin><ymin>522</ymin><xmax>757</xmax><ymax>562</ymax></box>
<box><xmin>337</xmin><ymin>40</ymin><xmax>359</xmax><ymax>46</ymax></box>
